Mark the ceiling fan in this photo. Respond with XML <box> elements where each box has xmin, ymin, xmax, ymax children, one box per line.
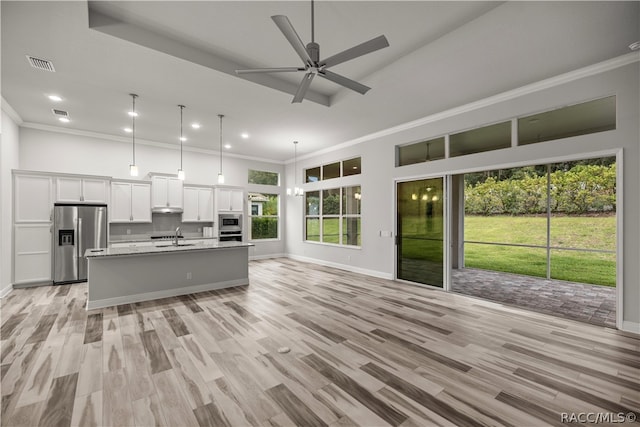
<box><xmin>235</xmin><ymin>0</ymin><xmax>389</xmax><ymax>103</ymax></box>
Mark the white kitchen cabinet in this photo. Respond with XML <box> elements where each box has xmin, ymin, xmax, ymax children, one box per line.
<box><xmin>56</xmin><ymin>177</ymin><xmax>109</xmax><ymax>203</ymax></box>
<box><xmin>216</xmin><ymin>188</ymin><xmax>244</xmax><ymax>212</ymax></box>
<box><xmin>183</xmin><ymin>186</ymin><xmax>214</xmax><ymax>222</ymax></box>
<box><xmin>110</xmin><ymin>181</ymin><xmax>151</xmax><ymax>223</ymax></box>
<box><xmin>14</xmin><ymin>223</ymin><xmax>52</xmax><ymax>284</ymax></box>
<box><xmin>14</xmin><ymin>173</ymin><xmax>53</xmax><ymax>222</ymax></box>
<box><xmin>151</xmin><ymin>176</ymin><xmax>183</xmax><ymax>210</ymax></box>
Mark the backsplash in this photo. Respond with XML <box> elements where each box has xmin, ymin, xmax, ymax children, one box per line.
<box><xmin>110</xmin><ymin>213</ymin><xmax>213</xmax><ymax>241</ymax></box>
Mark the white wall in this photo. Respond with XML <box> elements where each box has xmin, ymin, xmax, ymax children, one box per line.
<box><xmin>285</xmin><ymin>60</ymin><xmax>640</xmax><ymax>331</ymax></box>
<box><xmin>1</xmin><ymin>108</ymin><xmax>20</xmax><ymax>297</ymax></box>
<box><xmin>18</xmin><ymin>127</ymin><xmax>286</xmax><ymax>259</ymax></box>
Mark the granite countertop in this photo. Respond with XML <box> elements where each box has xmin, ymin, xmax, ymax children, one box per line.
<box><xmin>86</xmin><ymin>241</ymin><xmax>253</xmax><ymax>258</ymax></box>
<box><xmin>109</xmin><ymin>235</ymin><xmax>218</xmax><ymax>244</ymax></box>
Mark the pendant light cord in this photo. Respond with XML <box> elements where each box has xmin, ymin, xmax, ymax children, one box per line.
<box><xmin>179</xmin><ymin>105</ymin><xmax>185</xmax><ymax>169</ymax></box>
<box><xmin>131</xmin><ymin>94</ymin><xmax>137</xmax><ymax>165</ymax></box>
<box><xmin>218</xmin><ymin>114</ymin><xmax>224</xmax><ymax>175</ymax></box>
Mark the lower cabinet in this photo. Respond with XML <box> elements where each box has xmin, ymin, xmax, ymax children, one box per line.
<box><xmin>14</xmin><ymin>223</ymin><xmax>52</xmax><ymax>284</ymax></box>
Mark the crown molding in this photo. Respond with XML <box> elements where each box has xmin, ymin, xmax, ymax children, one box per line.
<box><xmin>1</xmin><ymin>97</ymin><xmax>23</xmax><ymax>125</ymax></box>
<box><xmin>289</xmin><ymin>52</ymin><xmax>640</xmax><ymax>164</ymax></box>
<box><xmin>20</xmin><ymin>122</ymin><xmax>285</xmax><ymax>165</ymax></box>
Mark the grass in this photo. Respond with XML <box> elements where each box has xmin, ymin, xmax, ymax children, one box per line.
<box><xmin>398</xmin><ymin>215</ymin><xmax>616</xmax><ymax>287</ymax></box>
<box><xmin>464</xmin><ymin>215</ymin><xmax>616</xmax><ymax>286</ymax></box>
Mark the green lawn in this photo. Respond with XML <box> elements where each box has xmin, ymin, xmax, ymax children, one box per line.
<box><xmin>464</xmin><ymin>215</ymin><xmax>616</xmax><ymax>286</ymax></box>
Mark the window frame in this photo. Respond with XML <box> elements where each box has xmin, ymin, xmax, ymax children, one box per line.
<box><xmin>248</xmin><ymin>192</ymin><xmax>280</xmax><ymax>241</ymax></box>
<box><xmin>304</xmin><ymin>186</ymin><xmax>361</xmax><ymax>248</ymax></box>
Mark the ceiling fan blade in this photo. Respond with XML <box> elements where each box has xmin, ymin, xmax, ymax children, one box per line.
<box><xmin>292</xmin><ymin>72</ymin><xmax>315</xmax><ymax>103</ymax></box>
<box><xmin>235</xmin><ymin>67</ymin><xmax>305</xmax><ymax>74</ymax></box>
<box><xmin>320</xmin><ymin>35</ymin><xmax>389</xmax><ymax>68</ymax></box>
<box><xmin>318</xmin><ymin>70</ymin><xmax>370</xmax><ymax>95</ymax></box>
<box><xmin>271</xmin><ymin>15</ymin><xmax>313</xmax><ymax>66</ymax></box>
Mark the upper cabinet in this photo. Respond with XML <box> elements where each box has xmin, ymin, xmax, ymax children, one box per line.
<box><xmin>216</xmin><ymin>187</ymin><xmax>244</xmax><ymax>212</ymax></box>
<box><xmin>110</xmin><ymin>181</ymin><xmax>151</xmax><ymax>223</ymax></box>
<box><xmin>151</xmin><ymin>176</ymin><xmax>183</xmax><ymax>210</ymax></box>
<box><xmin>56</xmin><ymin>177</ymin><xmax>109</xmax><ymax>203</ymax></box>
<box><xmin>14</xmin><ymin>173</ymin><xmax>54</xmax><ymax>222</ymax></box>
<box><xmin>183</xmin><ymin>186</ymin><xmax>214</xmax><ymax>222</ymax></box>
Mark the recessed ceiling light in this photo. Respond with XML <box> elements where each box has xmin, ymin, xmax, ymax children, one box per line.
<box><xmin>180</xmin><ymin>137</ymin><xmax>187</xmax><ymax>142</ymax></box>
<box><xmin>241</xmin><ymin>132</ymin><xmax>249</xmax><ymax>139</ymax></box>
<box><xmin>124</xmin><ymin>127</ymin><xmax>132</xmax><ymax>133</ymax></box>
<box><xmin>58</xmin><ymin>117</ymin><xmax>70</xmax><ymax>123</ymax></box>
<box><xmin>352</xmin><ymin>166</ymin><xmax>358</xmax><ymax>169</ymax></box>
<box><xmin>48</xmin><ymin>94</ymin><xmax>63</xmax><ymax>102</ymax></box>
<box><xmin>191</xmin><ymin>123</ymin><xmax>201</xmax><ymax>129</ymax></box>
<box><xmin>224</xmin><ymin>144</ymin><xmax>231</xmax><ymax>149</ymax></box>
<box><xmin>128</xmin><ymin>111</ymin><xmax>138</xmax><ymax>117</ymax></box>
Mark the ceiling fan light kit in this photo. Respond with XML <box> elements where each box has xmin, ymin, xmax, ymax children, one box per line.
<box><xmin>235</xmin><ymin>0</ymin><xmax>389</xmax><ymax>104</ymax></box>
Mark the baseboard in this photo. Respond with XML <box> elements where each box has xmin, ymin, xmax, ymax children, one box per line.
<box><xmin>86</xmin><ymin>278</ymin><xmax>249</xmax><ymax>310</ymax></box>
<box><xmin>286</xmin><ymin>254</ymin><xmax>393</xmax><ymax>280</ymax></box>
<box><xmin>249</xmin><ymin>253</ymin><xmax>286</xmax><ymax>261</ymax></box>
<box><xmin>0</xmin><ymin>284</ymin><xmax>13</xmax><ymax>298</ymax></box>
<box><xmin>621</xmin><ymin>320</ymin><xmax>640</xmax><ymax>335</ymax></box>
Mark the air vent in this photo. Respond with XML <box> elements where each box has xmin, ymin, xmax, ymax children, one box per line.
<box><xmin>52</xmin><ymin>109</ymin><xmax>68</xmax><ymax>117</ymax></box>
<box><xmin>26</xmin><ymin>55</ymin><xmax>55</xmax><ymax>72</ymax></box>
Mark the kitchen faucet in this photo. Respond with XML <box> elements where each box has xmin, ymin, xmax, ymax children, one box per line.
<box><xmin>174</xmin><ymin>227</ymin><xmax>181</xmax><ymax>246</ymax></box>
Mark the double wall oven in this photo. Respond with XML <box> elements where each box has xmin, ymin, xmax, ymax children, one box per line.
<box><xmin>218</xmin><ymin>214</ymin><xmax>243</xmax><ymax>241</ymax></box>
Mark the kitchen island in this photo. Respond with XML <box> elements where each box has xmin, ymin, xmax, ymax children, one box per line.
<box><xmin>85</xmin><ymin>241</ymin><xmax>253</xmax><ymax>309</ymax></box>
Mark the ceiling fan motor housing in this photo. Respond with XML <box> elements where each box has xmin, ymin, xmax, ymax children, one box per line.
<box><xmin>306</xmin><ymin>42</ymin><xmax>320</xmax><ymax>64</ymax></box>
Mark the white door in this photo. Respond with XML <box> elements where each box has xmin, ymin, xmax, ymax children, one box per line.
<box><xmin>183</xmin><ymin>187</ymin><xmax>200</xmax><ymax>222</ymax></box>
<box><xmin>230</xmin><ymin>189</ymin><xmax>244</xmax><ymax>212</ymax></box>
<box><xmin>131</xmin><ymin>183</ymin><xmax>151</xmax><ymax>222</ymax></box>
<box><xmin>14</xmin><ymin>174</ymin><xmax>53</xmax><ymax>222</ymax></box>
<box><xmin>167</xmin><ymin>178</ymin><xmax>183</xmax><ymax>208</ymax></box>
<box><xmin>56</xmin><ymin>177</ymin><xmax>83</xmax><ymax>202</ymax></box>
<box><xmin>110</xmin><ymin>182</ymin><xmax>132</xmax><ymax>222</ymax></box>
<box><xmin>151</xmin><ymin>176</ymin><xmax>168</xmax><ymax>208</ymax></box>
<box><xmin>217</xmin><ymin>188</ymin><xmax>231</xmax><ymax>211</ymax></box>
<box><xmin>82</xmin><ymin>179</ymin><xmax>108</xmax><ymax>203</ymax></box>
<box><xmin>199</xmin><ymin>188</ymin><xmax>214</xmax><ymax>221</ymax></box>
<box><xmin>14</xmin><ymin>223</ymin><xmax>52</xmax><ymax>283</ymax></box>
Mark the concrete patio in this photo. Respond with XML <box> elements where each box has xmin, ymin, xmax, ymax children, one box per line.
<box><xmin>451</xmin><ymin>268</ymin><xmax>617</xmax><ymax>328</ymax></box>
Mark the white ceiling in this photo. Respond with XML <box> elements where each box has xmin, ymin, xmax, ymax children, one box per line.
<box><xmin>2</xmin><ymin>1</ymin><xmax>638</xmax><ymax>162</ymax></box>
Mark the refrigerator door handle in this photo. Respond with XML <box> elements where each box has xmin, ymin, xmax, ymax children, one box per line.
<box><xmin>77</xmin><ymin>217</ymin><xmax>82</xmax><ymax>261</ymax></box>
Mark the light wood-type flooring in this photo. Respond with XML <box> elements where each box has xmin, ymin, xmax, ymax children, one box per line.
<box><xmin>1</xmin><ymin>258</ymin><xmax>638</xmax><ymax>427</ymax></box>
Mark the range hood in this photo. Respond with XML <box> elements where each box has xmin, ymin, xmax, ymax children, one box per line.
<box><xmin>152</xmin><ymin>206</ymin><xmax>183</xmax><ymax>214</ymax></box>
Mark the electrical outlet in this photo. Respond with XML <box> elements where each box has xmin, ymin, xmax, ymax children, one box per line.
<box><xmin>186</xmin><ymin>272</ymin><xmax>192</xmax><ymax>280</ymax></box>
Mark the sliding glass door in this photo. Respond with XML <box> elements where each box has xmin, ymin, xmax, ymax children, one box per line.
<box><xmin>396</xmin><ymin>178</ymin><xmax>445</xmax><ymax>287</ymax></box>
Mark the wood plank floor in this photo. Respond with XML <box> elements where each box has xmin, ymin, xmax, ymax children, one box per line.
<box><xmin>1</xmin><ymin>258</ymin><xmax>638</xmax><ymax>427</ymax></box>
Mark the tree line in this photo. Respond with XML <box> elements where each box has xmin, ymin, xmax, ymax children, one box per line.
<box><xmin>465</xmin><ymin>163</ymin><xmax>616</xmax><ymax>215</ymax></box>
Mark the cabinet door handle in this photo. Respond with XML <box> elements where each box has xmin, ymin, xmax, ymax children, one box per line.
<box><xmin>166</xmin><ymin>202</ymin><xmax>169</xmax><ymax>207</ymax></box>
<box><xmin>80</xmin><ymin>195</ymin><xmax>84</xmax><ymax>202</ymax></box>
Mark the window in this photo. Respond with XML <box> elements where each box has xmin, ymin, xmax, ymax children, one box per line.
<box><xmin>305</xmin><ymin>167</ymin><xmax>320</xmax><ymax>183</ymax></box>
<box><xmin>305</xmin><ymin>186</ymin><xmax>361</xmax><ymax>246</ymax></box>
<box><xmin>518</xmin><ymin>96</ymin><xmax>616</xmax><ymax>145</ymax></box>
<box><xmin>305</xmin><ymin>157</ymin><xmax>361</xmax><ymax>182</ymax></box>
<box><xmin>397</xmin><ymin>137</ymin><xmax>445</xmax><ymax>166</ymax></box>
<box><xmin>343</xmin><ymin>158</ymin><xmax>362</xmax><ymax>176</ymax></box>
<box><xmin>249</xmin><ymin>193</ymin><xmax>279</xmax><ymax>240</ymax></box>
<box><xmin>322</xmin><ymin>162</ymin><xmax>341</xmax><ymax>180</ymax></box>
<box><xmin>449</xmin><ymin>121</ymin><xmax>511</xmax><ymax>157</ymax></box>
<box><xmin>248</xmin><ymin>170</ymin><xmax>279</xmax><ymax>186</ymax></box>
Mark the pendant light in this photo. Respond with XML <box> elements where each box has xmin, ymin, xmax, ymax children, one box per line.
<box><xmin>177</xmin><ymin>104</ymin><xmax>186</xmax><ymax>180</ymax></box>
<box><xmin>287</xmin><ymin>141</ymin><xmax>304</xmax><ymax>196</ymax></box>
<box><xmin>217</xmin><ymin>114</ymin><xmax>225</xmax><ymax>184</ymax></box>
<box><xmin>129</xmin><ymin>94</ymin><xmax>139</xmax><ymax>176</ymax></box>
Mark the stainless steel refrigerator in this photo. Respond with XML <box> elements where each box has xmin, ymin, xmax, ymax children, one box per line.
<box><xmin>53</xmin><ymin>203</ymin><xmax>107</xmax><ymax>284</ymax></box>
